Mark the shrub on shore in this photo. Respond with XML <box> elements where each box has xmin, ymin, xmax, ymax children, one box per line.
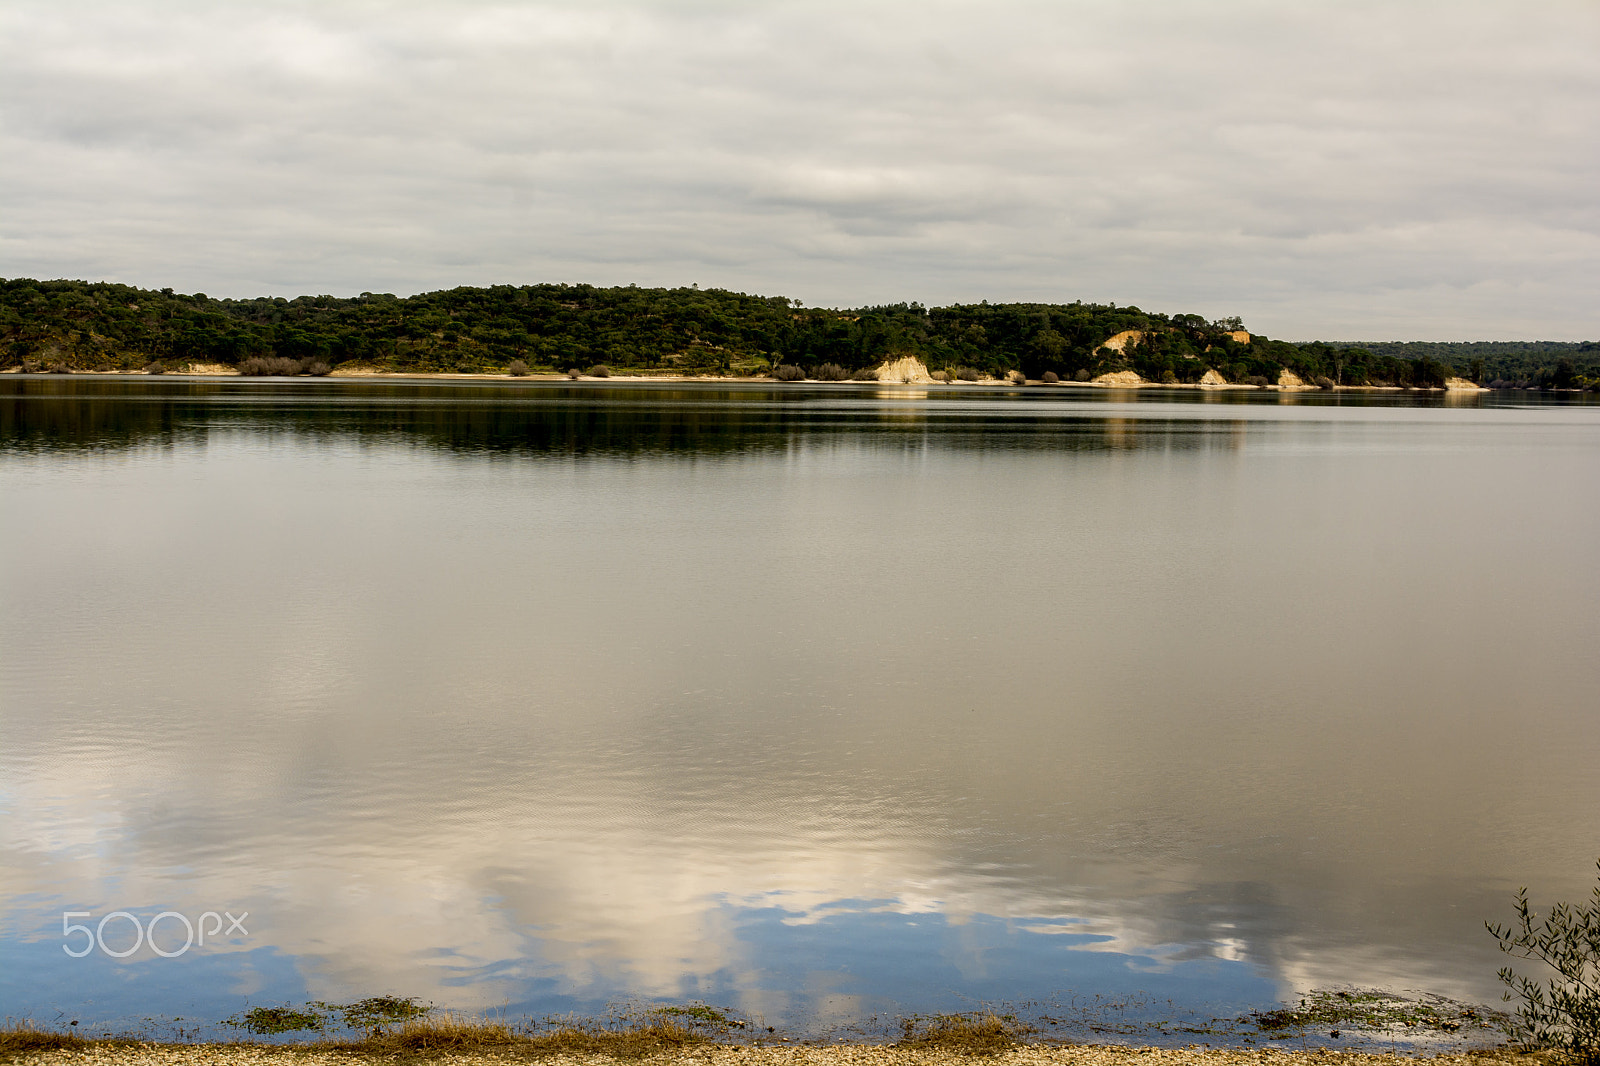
<box><xmin>1041</xmin><ymin>371</ymin><xmax>1060</xmax><ymax>383</ymax></box>
<box><xmin>587</xmin><ymin>364</ymin><xmax>611</xmax><ymax>378</ymax></box>
<box><xmin>144</xmin><ymin>361</ymin><xmax>165</xmax><ymax>374</ymax></box>
<box><xmin>1487</xmin><ymin>859</ymin><xmax>1600</xmax><ymax>1063</ymax></box>
<box><xmin>506</xmin><ymin>359</ymin><xmax>529</xmax><ymax>376</ymax></box>
<box><xmin>812</xmin><ymin>362</ymin><xmax>849</xmax><ymax>381</ymax></box>
<box><xmin>771</xmin><ymin>364</ymin><xmax>805</xmax><ymax>381</ymax></box>
<box><xmin>238</xmin><ymin>356</ymin><xmax>330</xmax><ymax>376</ymax></box>
<box><xmin>238</xmin><ymin>356</ymin><xmax>299</xmax><ymax>375</ymax></box>
<box><xmin>956</xmin><ymin>366</ymin><xmax>980</xmax><ymax>382</ymax></box>
<box><xmin>851</xmin><ymin>367</ymin><xmax>878</xmax><ymax>381</ymax></box>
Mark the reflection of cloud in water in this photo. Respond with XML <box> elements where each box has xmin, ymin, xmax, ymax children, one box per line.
<box><xmin>0</xmin><ymin>728</ymin><xmax>1549</xmax><ymax>1015</ymax></box>
<box><xmin>4</xmin><ymin>393</ymin><xmax>1600</xmax><ymax>1026</ymax></box>
<box><xmin>5</xmin><ymin>735</ymin><xmax>1263</xmax><ymax>1015</ymax></box>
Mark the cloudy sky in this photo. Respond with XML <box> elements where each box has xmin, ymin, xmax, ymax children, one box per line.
<box><xmin>2</xmin><ymin>0</ymin><xmax>1596</xmax><ymax>339</ymax></box>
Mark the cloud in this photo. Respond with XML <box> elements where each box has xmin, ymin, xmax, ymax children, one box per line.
<box><xmin>1</xmin><ymin>0</ymin><xmax>1596</xmax><ymax>337</ymax></box>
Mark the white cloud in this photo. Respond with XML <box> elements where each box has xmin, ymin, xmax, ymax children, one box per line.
<box><xmin>1</xmin><ymin>0</ymin><xmax>1596</xmax><ymax>337</ymax></box>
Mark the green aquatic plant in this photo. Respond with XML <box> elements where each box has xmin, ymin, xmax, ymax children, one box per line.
<box><xmin>225</xmin><ymin>995</ymin><xmax>430</xmax><ymax>1037</ymax></box>
<box><xmin>655</xmin><ymin>1004</ymin><xmax>729</xmax><ymax>1024</ymax></box>
<box><xmin>225</xmin><ymin>1005</ymin><xmax>326</xmax><ymax>1035</ymax></box>
<box><xmin>1488</xmin><ymin>859</ymin><xmax>1600</xmax><ymax>1063</ymax></box>
<box><xmin>329</xmin><ymin>995</ymin><xmax>430</xmax><ymax>1031</ymax></box>
<box><xmin>652</xmin><ymin>1003</ymin><xmax>749</xmax><ymax>1031</ymax></box>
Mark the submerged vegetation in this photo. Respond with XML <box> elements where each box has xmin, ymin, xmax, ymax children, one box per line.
<box><xmin>332</xmin><ymin>1013</ymin><xmax>706</xmax><ymax>1058</ymax></box>
<box><xmin>213</xmin><ymin>998</ymin><xmax>733</xmax><ymax>1056</ymax></box>
<box><xmin>3</xmin><ymin>277</ymin><xmax>1596</xmax><ymax>387</ymax></box>
<box><xmin>225</xmin><ymin>995</ymin><xmax>430</xmax><ymax>1036</ymax></box>
<box><xmin>4</xmin><ymin>989</ymin><xmax>1510</xmax><ymax>1059</ymax></box>
<box><xmin>1246</xmin><ymin>990</ymin><xmax>1504</xmax><ymax>1039</ymax></box>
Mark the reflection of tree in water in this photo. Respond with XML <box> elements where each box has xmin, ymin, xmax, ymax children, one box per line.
<box><xmin>2</xmin><ymin>378</ymin><xmax>1255</xmax><ymax>457</ymax></box>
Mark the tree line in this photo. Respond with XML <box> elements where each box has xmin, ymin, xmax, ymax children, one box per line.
<box><xmin>3</xmin><ymin>277</ymin><xmax>1595</xmax><ymax>389</ymax></box>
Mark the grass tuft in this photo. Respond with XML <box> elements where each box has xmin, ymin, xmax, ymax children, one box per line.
<box><xmin>298</xmin><ymin>1011</ymin><xmax>708</xmax><ymax>1059</ymax></box>
<box><xmin>0</xmin><ymin>1022</ymin><xmax>89</xmax><ymax>1055</ymax></box>
<box><xmin>517</xmin><ymin>1017</ymin><xmax>706</xmax><ymax>1058</ymax></box>
<box><xmin>340</xmin><ymin>1013</ymin><xmax>520</xmax><ymax>1053</ymax></box>
<box><xmin>898</xmin><ymin>1012</ymin><xmax>1032</xmax><ymax>1055</ymax></box>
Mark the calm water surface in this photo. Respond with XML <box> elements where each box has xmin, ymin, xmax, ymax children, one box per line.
<box><xmin>2</xmin><ymin>378</ymin><xmax>1598</xmax><ymax>1040</ymax></box>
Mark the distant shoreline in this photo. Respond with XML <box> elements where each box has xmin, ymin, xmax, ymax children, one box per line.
<box><xmin>0</xmin><ymin>367</ymin><xmax>1493</xmax><ymax>393</ymax></box>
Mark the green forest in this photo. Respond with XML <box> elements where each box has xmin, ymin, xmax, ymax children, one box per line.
<box><xmin>3</xmin><ymin>277</ymin><xmax>1596</xmax><ymax>388</ymax></box>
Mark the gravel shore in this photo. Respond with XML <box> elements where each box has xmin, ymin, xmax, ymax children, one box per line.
<box><xmin>6</xmin><ymin>1045</ymin><xmax>1550</xmax><ymax>1066</ymax></box>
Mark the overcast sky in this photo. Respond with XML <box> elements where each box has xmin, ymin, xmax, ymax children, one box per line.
<box><xmin>2</xmin><ymin>1</ymin><xmax>1595</xmax><ymax>339</ymax></box>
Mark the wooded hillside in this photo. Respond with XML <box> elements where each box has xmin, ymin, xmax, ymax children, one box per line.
<box><xmin>4</xmin><ymin>278</ymin><xmax>1595</xmax><ymax>388</ymax></box>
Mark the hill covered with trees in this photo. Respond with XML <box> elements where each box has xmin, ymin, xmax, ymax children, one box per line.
<box><xmin>3</xmin><ymin>277</ymin><xmax>1595</xmax><ymax>389</ymax></box>
<box><xmin>1319</xmin><ymin>340</ymin><xmax>1599</xmax><ymax>390</ymax></box>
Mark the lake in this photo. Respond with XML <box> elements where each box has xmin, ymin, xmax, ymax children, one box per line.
<box><xmin>2</xmin><ymin>377</ymin><xmax>1598</xmax><ymax>1044</ymax></box>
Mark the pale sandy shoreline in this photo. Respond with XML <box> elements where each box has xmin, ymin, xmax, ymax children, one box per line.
<box><xmin>5</xmin><ymin>1043</ymin><xmax>1544</xmax><ymax>1066</ymax></box>
<box><xmin>0</xmin><ymin>367</ymin><xmax>1489</xmax><ymax>393</ymax></box>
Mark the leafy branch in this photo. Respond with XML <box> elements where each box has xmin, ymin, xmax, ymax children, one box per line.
<box><xmin>1487</xmin><ymin>859</ymin><xmax>1600</xmax><ymax>1063</ymax></box>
